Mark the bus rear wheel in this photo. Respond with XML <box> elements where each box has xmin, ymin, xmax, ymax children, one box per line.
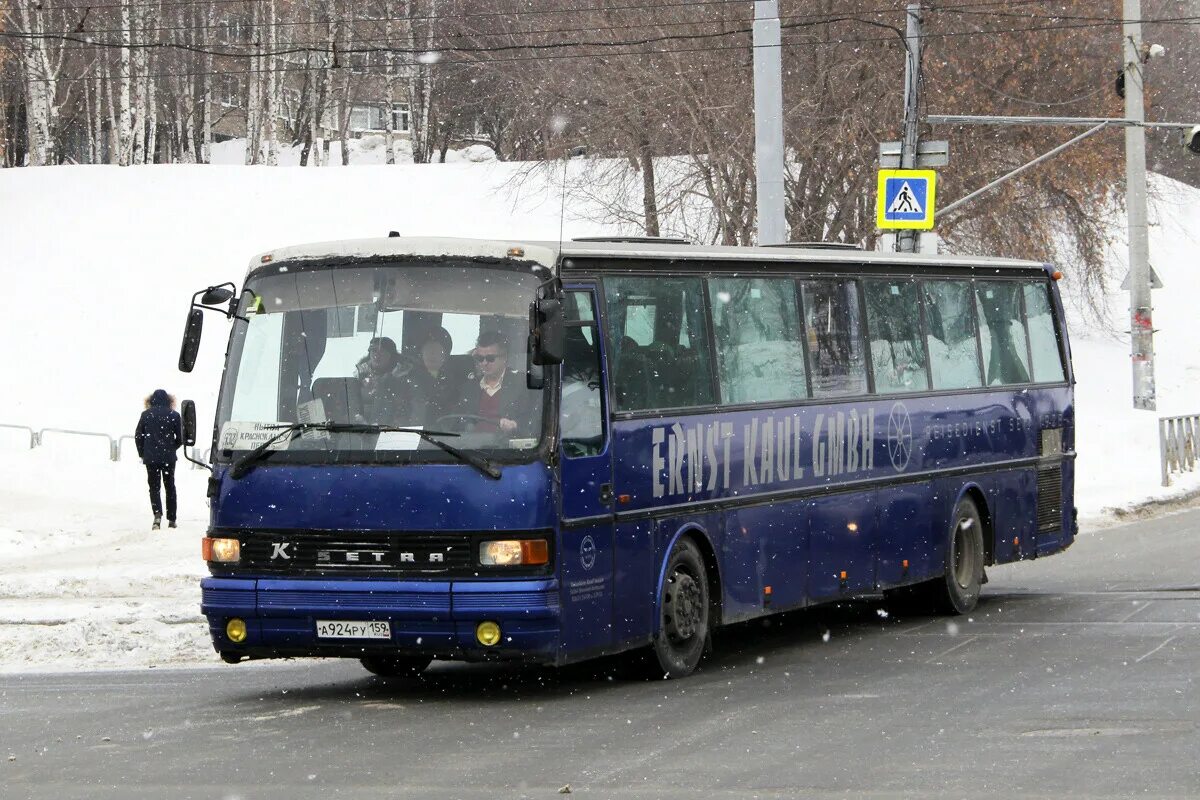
<box><xmin>360</xmin><ymin>655</ymin><xmax>432</xmax><ymax>678</ymax></box>
<box><xmin>649</xmin><ymin>538</ymin><xmax>710</xmax><ymax>679</ymax></box>
<box><xmin>932</xmin><ymin>497</ymin><xmax>985</xmax><ymax>615</ymax></box>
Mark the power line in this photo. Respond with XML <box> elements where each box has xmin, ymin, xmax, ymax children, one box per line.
<box><xmin>3</xmin><ymin>11</ymin><xmax>1198</xmax><ymax>87</ymax></box>
<box><xmin>6</xmin><ymin>6</ymin><xmax>1199</xmax><ymax>62</ymax></box>
<box><xmin>0</xmin><ymin>0</ymin><xmax>1116</xmax><ymax>41</ymax></box>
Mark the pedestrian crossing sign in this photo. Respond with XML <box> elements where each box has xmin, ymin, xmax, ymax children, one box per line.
<box><xmin>877</xmin><ymin>169</ymin><xmax>937</xmax><ymax>230</ymax></box>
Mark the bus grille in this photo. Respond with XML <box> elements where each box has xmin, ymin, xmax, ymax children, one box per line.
<box><xmin>235</xmin><ymin>532</ymin><xmax>475</xmax><ymax>576</ymax></box>
<box><xmin>1036</xmin><ymin>466</ymin><xmax>1063</xmax><ymax>532</ymax></box>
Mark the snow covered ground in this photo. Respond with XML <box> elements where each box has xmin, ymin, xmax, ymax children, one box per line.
<box><xmin>0</xmin><ymin>162</ymin><xmax>1197</xmax><ymax>674</ymax></box>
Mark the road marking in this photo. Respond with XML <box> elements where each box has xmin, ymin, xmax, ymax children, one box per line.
<box><xmin>1134</xmin><ymin>636</ymin><xmax>1177</xmax><ymax>663</ymax></box>
<box><xmin>1118</xmin><ymin>601</ymin><xmax>1154</xmax><ymax>622</ymax></box>
<box><xmin>245</xmin><ymin>705</ymin><xmax>321</xmax><ymax>722</ymax></box>
<box><xmin>927</xmin><ymin>635</ymin><xmax>978</xmax><ymax>662</ymax></box>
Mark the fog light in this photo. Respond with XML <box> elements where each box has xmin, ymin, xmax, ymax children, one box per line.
<box><xmin>226</xmin><ymin>618</ymin><xmax>248</xmax><ymax>643</ymax></box>
<box><xmin>476</xmin><ymin>621</ymin><xmax>502</xmax><ymax>647</ymax></box>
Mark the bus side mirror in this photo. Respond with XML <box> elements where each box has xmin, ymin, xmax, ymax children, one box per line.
<box><xmin>179</xmin><ymin>309</ymin><xmax>204</xmax><ymax>373</ymax></box>
<box><xmin>530</xmin><ymin>298</ymin><xmax>564</xmax><ymax>366</ymax></box>
<box><xmin>201</xmin><ymin>285</ymin><xmax>235</xmax><ymax>305</ymax></box>
<box><xmin>181</xmin><ymin>399</ymin><xmax>197</xmax><ymax>447</ymax></box>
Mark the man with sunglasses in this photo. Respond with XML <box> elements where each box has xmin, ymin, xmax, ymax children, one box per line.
<box><xmin>452</xmin><ymin>330</ymin><xmax>532</xmax><ymax>436</ymax></box>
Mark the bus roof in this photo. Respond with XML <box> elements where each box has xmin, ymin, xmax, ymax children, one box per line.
<box><xmin>249</xmin><ymin>236</ymin><xmax>1048</xmax><ymax>275</ymax></box>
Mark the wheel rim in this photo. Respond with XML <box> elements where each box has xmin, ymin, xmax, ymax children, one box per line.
<box><xmin>663</xmin><ymin>569</ymin><xmax>703</xmax><ymax>643</ymax></box>
<box><xmin>953</xmin><ymin>516</ymin><xmax>977</xmax><ymax>589</ymax></box>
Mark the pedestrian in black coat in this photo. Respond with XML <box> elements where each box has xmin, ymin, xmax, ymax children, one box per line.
<box><xmin>136</xmin><ymin>389</ymin><xmax>183</xmax><ymax>530</ymax></box>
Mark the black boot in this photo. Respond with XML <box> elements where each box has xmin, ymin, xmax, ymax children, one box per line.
<box><xmin>152</xmin><ymin>515</ymin><xmax>162</xmax><ymax>531</ymax></box>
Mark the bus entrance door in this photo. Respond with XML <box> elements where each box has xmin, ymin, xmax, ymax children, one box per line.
<box><xmin>557</xmin><ymin>287</ymin><xmax>616</xmax><ymax>658</ymax></box>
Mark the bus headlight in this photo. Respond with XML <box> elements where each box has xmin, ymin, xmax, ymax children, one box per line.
<box><xmin>203</xmin><ymin>537</ymin><xmax>241</xmax><ymax>563</ymax></box>
<box><xmin>479</xmin><ymin>539</ymin><xmax>549</xmax><ymax>566</ymax></box>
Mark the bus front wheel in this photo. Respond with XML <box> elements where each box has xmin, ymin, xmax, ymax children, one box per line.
<box><xmin>933</xmin><ymin>497</ymin><xmax>985</xmax><ymax>615</ymax></box>
<box><xmin>649</xmin><ymin>538</ymin><xmax>710</xmax><ymax>679</ymax></box>
<box><xmin>360</xmin><ymin>655</ymin><xmax>432</xmax><ymax>678</ymax></box>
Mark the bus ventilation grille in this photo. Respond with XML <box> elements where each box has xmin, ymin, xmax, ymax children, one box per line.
<box><xmin>1036</xmin><ymin>466</ymin><xmax>1063</xmax><ymax>531</ymax></box>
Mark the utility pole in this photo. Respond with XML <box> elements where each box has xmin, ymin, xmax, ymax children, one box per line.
<box><xmin>896</xmin><ymin>3</ymin><xmax>923</xmax><ymax>253</ymax></box>
<box><xmin>753</xmin><ymin>0</ymin><xmax>786</xmax><ymax>245</ymax></box>
<box><xmin>1124</xmin><ymin>0</ymin><xmax>1156</xmax><ymax>411</ymax></box>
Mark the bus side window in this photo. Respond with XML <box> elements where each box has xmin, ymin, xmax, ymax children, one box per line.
<box><xmin>605</xmin><ymin>277</ymin><xmax>715</xmax><ymax>411</ymax></box>
<box><xmin>924</xmin><ymin>280</ymin><xmax>983</xmax><ymax>390</ymax></box>
<box><xmin>863</xmin><ymin>279</ymin><xmax>930</xmax><ymax>394</ymax></box>
<box><xmin>709</xmin><ymin>277</ymin><xmax>808</xmax><ymax>403</ymax></box>
<box><xmin>561</xmin><ymin>292</ymin><xmax>605</xmax><ymax>458</ymax></box>
<box><xmin>1023</xmin><ymin>281</ymin><xmax>1066</xmax><ymax>383</ymax></box>
<box><xmin>800</xmin><ymin>279</ymin><xmax>868</xmax><ymax>398</ymax></box>
<box><xmin>975</xmin><ymin>281</ymin><xmax>1031</xmax><ymax>386</ymax></box>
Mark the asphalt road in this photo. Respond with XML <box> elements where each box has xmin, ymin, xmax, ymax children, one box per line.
<box><xmin>3</xmin><ymin>509</ymin><xmax>1198</xmax><ymax>800</ymax></box>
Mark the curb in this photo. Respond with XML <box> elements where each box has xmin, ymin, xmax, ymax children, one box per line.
<box><xmin>1105</xmin><ymin>485</ymin><xmax>1200</xmax><ymax>522</ymax></box>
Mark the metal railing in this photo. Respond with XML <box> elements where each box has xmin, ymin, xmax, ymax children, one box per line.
<box><xmin>1160</xmin><ymin>413</ymin><xmax>1200</xmax><ymax>486</ymax></box>
<box><xmin>0</xmin><ymin>424</ymin><xmax>37</xmax><ymax>449</ymax></box>
<box><xmin>38</xmin><ymin>428</ymin><xmax>122</xmax><ymax>461</ymax></box>
<box><xmin>0</xmin><ymin>423</ymin><xmax>211</xmax><ymax>469</ymax></box>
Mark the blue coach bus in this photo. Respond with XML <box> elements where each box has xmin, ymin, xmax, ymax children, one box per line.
<box><xmin>179</xmin><ymin>236</ymin><xmax>1074</xmax><ymax>679</ymax></box>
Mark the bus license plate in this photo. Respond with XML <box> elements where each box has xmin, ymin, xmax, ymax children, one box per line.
<box><xmin>316</xmin><ymin>620</ymin><xmax>391</xmax><ymax>639</ymax></box>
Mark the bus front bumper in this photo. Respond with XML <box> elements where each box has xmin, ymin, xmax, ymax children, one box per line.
<box><xmin>200</xmin><ymin>577</ymin><xmax>561</xmax><ymax>663</ymax></box>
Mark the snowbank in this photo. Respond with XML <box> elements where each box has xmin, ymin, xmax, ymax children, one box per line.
<box><xmin>0</xmin><ymin>162</ymin><xmax>1197</xmax><ymax>673</ymax></box>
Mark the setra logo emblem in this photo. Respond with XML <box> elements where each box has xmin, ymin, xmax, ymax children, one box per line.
<box><xmin>580</xmin><ymin>535</ymin><xmax>596</xmax><ymax>571</ymax></box>
<box><xmin>270</xmin><ymin>542</ymin><xmax>292</xmax><ymax>560</ymax></box>
<box><xmin>887</xmin><ymin>402</ymin><xmax>913</xmax><ymax>472</ymax></box>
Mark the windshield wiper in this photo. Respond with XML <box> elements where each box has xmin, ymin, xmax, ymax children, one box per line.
<box><xmin>227</xmin><ymin>422</ymin><xmax>501</xmax><ymax>480</ymax></box>
<box><xmin>347</xmin><ymin>424</ymin><xmax>502</xmax><ymax>480</ymax></box>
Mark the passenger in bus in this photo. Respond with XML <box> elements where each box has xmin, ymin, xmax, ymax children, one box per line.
<box><xmin>354</xmin><ymin>336</ymin><xmax>422</xmax><ymax>426</ymax></box>
<box><xmin>450</xmin><ymin>330</ymin><xmax>532</xmax><ymax>436</ymax></box>
<box><xmin>407</xmin><ymin>327</ymin><xmax>458</xmax><ymax>426</ymax></box>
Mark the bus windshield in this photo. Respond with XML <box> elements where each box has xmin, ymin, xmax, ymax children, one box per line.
<box><xmin>214</xmin><ymin>260</ymin><xmax>547</xmax><ymax>464</ymax></box>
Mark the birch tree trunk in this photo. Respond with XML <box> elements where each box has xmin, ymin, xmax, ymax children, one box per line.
<box><xmin>405</xmin><ymin>0</ymin><xmax>437</xmax><ymax>164</ymax></box>
<box><xmin>85</xmin><ymin>66</ymin><xmax>100</xmax><ymax>164</ymax></box>
<box><xmin>101</xmin><ymin>56</ymin><xmax>119</xmax><ymax>164</ymax></box>
<box><xmin>383</xmin><ymin>19</ymin><xmax>397</xmax><ymax>166</ymax></box>
<box><xmin>198</xmin><ymin>1</ymin><xmax>214</xmax><ymax>163</ymax></box>
<box><xmin>131</xmin><ymin>2</ymin><xmax>149</xmax><ymax>164</ymax></box>
<box><xmin>117</xmin><ymin>0</ymin><xmax>134</xmax><ymax>165</ymax></box>
<box><xmin>244</xmin><ymin>1</ymin><xmax>261</xmax><ymax>165</ymax></box>
<box><xmin>14</xmin><ymin>0</ymin><xmax>61</xmax><ymax>165</ymax></box>
<box><xmin>263</xmin><ymin>0</ymin><xmax>279</xmax><ymax>165</ymax></box>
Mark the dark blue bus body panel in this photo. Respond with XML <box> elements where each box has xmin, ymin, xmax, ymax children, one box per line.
<box><xmin>215</xmin><ymin>461</ymin><xmax>555</xmax><ymax>531</ymax></box>
<box><xmin>604</xmin><ymin>385</ymin><xmax>1074</xmax><ymax>643</ymax></box>
<box><xmin>203</xmin><ymin>462</ymin><xmax>566</xmax><ymax>662</ymax></box>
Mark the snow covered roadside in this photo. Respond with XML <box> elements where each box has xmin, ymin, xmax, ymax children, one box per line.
<box><xmin>1067</xmin><ymin>174</ymin><xmax>1200</xmax><ymax>521</ymax></box>
<box><xmin>0</xmin><ymin>449</ymin><xmax>213</xmax><ymax>673</ymax></box>
<box><xmin>0</xmin><ymin>162</ymin><xmax>1198</xmax><ymax>674</ymax></box>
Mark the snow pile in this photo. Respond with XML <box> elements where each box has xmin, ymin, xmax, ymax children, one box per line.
<box><xmin>0</xmin><ymin>449</ymin><xmax>212</xmax><ymax>671</ymax></box>
<box><xmin>1067</xmin><ymin>174</ymin><xmax>1200</xmax><ymax>513</ymax></box>
<box><xmin>210</xmin><ymin>137</ymin><xmax>500</xmax><ymax>167</ymax></box>
<box><xmin>0</xmin><ymin>162</ymin><xmax>1198</xmax><ymax>673</ymax></box>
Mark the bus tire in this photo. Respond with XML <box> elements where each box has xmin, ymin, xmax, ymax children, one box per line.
<box><xmin>649</xmin><ymin>537</ymin><xmax>710</xmax><ymax>679</ymax></box>
<box><xmin>360</xmin><ymin>655</ymin><xmax>432</xmax><ymax>678</ymax></box>
<box><xmin>932</xmin><ymin>497</ymin><xmax>985</xmax><ymax>615</ymax></box>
